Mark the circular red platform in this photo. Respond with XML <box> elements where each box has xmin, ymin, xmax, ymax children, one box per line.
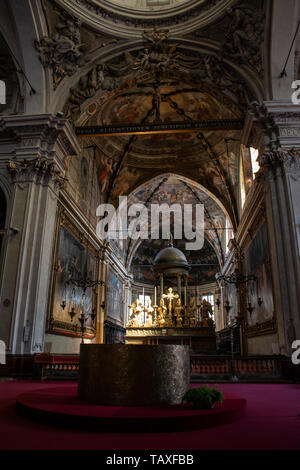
<box><xmin>16</xmin><ymin>385</ymin><xmax>246</xmax><ymax>433</ymax></box>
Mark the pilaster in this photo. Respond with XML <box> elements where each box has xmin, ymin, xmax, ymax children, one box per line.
<box><xmin>0</xmin><ymin>114</ymin><xmax>81</xmax><ymax>354</ymax></box>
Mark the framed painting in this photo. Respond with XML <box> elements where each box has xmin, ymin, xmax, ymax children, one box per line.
<box><xmin>47</xmin><ymin>209</ymin><xmax>98</xmax><ymax>338</ymax></box>
<box><xmin>106</xmin><ymin>268</ymin><xmax>124</xmax><ymax>326</ymax></box>
<box><xmin>245</xmin><ymin>223</ymin><xmax>274</xmax><ymax>327</ymax></box>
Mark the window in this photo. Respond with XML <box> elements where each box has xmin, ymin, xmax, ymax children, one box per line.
<box><xmin>225</xmin><ymin>216</ymin><xmax>234</xmax><ymax>253</ymax></box>
<box><xmin>138</xmin><ymin>294</ymin><xmax>151</xmax><ymax>305</ymax></box>
<box><xmin>240</xmin><ymin>155</ymin><xmax>246</xmax><ymax>209</ymax></box>
<box><xmin>201</xmin><ymin>294</ymin><xmax>214</xmax><ymax>320</ymax></box>
<box><xmin>250</xmin><ymin>147</ymin><xmax>260</xmax><ymax>178</ymax></box>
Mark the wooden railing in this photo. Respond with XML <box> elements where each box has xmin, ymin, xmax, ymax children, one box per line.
<box><xmin>190</xmin><ymin>355</ymin><xmax>285</xmax><ymax>381</ymax></box>
<box><xmin>33</xmin><ymin>354</ymin><xmax>79</xmax><ymax>379</ymax></box>
<box><xmin>31</xmin><ymin>353</ymin><xmax>292</xmax><ymax>382</ymax></box>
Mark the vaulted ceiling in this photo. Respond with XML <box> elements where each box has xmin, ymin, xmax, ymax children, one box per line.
<box><xmin>2</xmin><ymin>0</ymin><xmax>272</xmax><ymax>270</ymax></box>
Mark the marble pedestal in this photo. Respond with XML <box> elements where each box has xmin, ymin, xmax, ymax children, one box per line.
<box><xmin>78</xmin><ymin>344</ymin><xmax>190</xmax><ymax>406</ymax></box>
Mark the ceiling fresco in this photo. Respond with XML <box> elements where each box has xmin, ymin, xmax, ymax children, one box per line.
<box><xmin>125</xmin><ymin>174</ymin><xmax>230</xmax><ymax>268</ymax></box>
<box><xmin>77</xmin><ymin>70</ymin><xmax>242</xmax><ymax>226</ymax></box>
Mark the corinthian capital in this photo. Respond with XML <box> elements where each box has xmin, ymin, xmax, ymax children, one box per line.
<box><xmin>258</xmin><ymin>148</ymin><xmax>300</xmax><ymax>172</ymax></box>
<box><xmin>7</xmin><ymin>156</ymin><xmax>67</xmax><ymax>189</ymax></box>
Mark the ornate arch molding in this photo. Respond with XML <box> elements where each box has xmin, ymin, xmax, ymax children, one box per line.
<box><xmin>55</xmin><ymin>0</ymin><xmax>236</xmax><ymax>38</ymax></box>
<box><xmin>57</xmin><ymin>39</ymin><xmax>263</xmax><ymax>120</ymax></box>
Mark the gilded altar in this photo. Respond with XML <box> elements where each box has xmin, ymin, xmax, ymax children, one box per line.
<box><xmin>126</xmin><ymin>288</ymin><xmax>216</xmax><ymax>353</ymax></box>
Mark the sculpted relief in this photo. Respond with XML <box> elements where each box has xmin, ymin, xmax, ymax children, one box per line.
<box><xmin>35</xmin><ymin>10</ymin><xmax>88</xmax><ymax>89</ymax></box>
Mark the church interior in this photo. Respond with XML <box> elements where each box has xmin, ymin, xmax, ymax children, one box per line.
<box><xmin>0</xmin><ymin>0</ymin><xmax>300</xmax><ymax>452</ymax></box>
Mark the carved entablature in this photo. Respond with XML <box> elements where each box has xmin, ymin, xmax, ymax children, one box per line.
<box><xmin>272</xmin><ymin>112</ymin><xmax>300</xmax><ymax>126</ymax></box>
<box><xmin>0</xmin><ymin>115</ymin><xmax>81</xmax><ymax>165</ymax></box>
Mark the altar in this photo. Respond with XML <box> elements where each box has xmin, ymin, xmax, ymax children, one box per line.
<box><xmin>126</xmin><ymin>240</ymin><xmax>216</xmax><ymax>353</ymax></box>
<box><xmin>125</xmin><ymin>325</ymin><xmax>216</xmax><ymax>353</ymax></box>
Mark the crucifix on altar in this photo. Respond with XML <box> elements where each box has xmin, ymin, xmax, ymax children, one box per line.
<box><xmin>162</xmin><ymin>287</ymin><xmax>179</xmax><ymax>319</ymax></box>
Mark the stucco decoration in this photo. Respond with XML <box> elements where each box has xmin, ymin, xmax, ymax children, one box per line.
<box><xmin>64</xmin><ymin>29</ymin><xmax>252</xmax><ymax>122</ymax></box>
<box><xmin>35</xmin><ymin>9</ymin><xmax>88</xmax><ymax>89</ymax></box>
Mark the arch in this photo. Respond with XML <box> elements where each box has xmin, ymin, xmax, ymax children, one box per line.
<box><xmin>56</xmin><ymin>38</ymin><xmax>263</xmax><ymax>117</ymax></box>
<box><xmin>127</xmin><ymin>172</ymin><xmax>232</xmax><ymax>225</ymax></box>
<box><xmin>124</xmin><ymin>172</ymin><xmax>231</xmax><ymax>270</ymax></box>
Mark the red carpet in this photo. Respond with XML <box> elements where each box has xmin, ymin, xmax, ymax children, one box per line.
<box><xmin>16</xmin><ymin>385</ymin><xmax>246</xmax><ymax>432</ymax></box>
<box><xmin>0</xmin><ymin>380</ymin><xmax>300</xmax><ymax>449</ymax></box>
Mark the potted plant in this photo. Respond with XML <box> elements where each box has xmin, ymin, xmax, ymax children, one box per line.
<box><xmin>182</xmin><ymin>386</ymin><xmax>223</xmax><ymax>409</ymax></box>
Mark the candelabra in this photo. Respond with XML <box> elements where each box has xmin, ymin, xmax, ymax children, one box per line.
<box><xmin>247</xmin><ymin>302</ymin><xmax>255</xmax><ymax>316</ymax></box>
<box><xmin>73</xmin><ymin>274</ymin><xmax>105</xmax><ymax>343</ymax></box>
<box><xmin>60</xmin><ymin>272</ymin><xmax>105</xmax><ymax>343</ymax></box>
<box><xmin>224</xmin><ymin>300</ymin><xmax>232</xmax><ymax>314</ymax></box>
<box><xmin>216</xmin><ymin>268</ymin><xmax>256</xmax><ymax>287</ymax></box>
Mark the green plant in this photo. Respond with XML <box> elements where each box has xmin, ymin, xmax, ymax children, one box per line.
<box><xmin>182</xmin><ymin>386</ymin><xmax>223</xmax><ymax>410</ymax></box>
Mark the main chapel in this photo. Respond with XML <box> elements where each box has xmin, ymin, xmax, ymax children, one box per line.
<box><xmin>0</xmin><ymin>0</ymin><xmax>299</xmax><ymax>452</ymax></box>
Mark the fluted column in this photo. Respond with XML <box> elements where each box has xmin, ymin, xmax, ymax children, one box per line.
<box><xmin>160</xmin><ymin>273</ymin><xmax>164</xmax><ymax>298</ymax></box>
<box><xmin>96</xmin><ymin>244</ymin><xmax>110</xmax><ymax>344</ymax></box>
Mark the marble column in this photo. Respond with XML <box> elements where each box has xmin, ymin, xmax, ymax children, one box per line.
<box><xmin>177</xmin><ymin>274</ymin><xmax>182</xmax><ymax>302</ymax></box>
<box><xmin>160</xmin><ymin>273</ymin><xmax>164</xmax><ymax>298</ymax></box>
<box><xmin>124</xmin><ymin>277</ymin><xmax>132</xmax><ymax>328</ymax></box>
<box><xmin>0</xmin><ymin>115</ymin><xmax>81</xmax><ymax>354</ymax></box>
<box><xmin>96</xmin><ymin>245</ymin><xmax>110</xmax><ymax>344</ymax></box>
<box><xmin>184</xmin><ymin>275</ymin><xmax>188</xmax><ymax>307</ymax></box>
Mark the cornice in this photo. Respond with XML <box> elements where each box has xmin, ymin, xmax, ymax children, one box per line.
<box><xmin>0</xmin><ymin>114</ymin><xmax>81</xmax><ymax>157</ymax></box>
